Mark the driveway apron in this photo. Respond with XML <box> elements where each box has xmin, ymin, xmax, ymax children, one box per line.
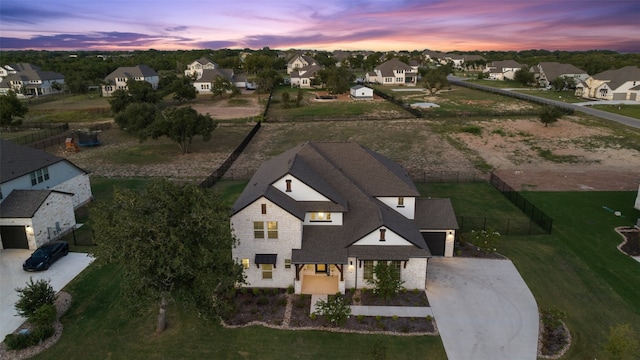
<box><xmin>426</xmin><ymin>258</ymin><xmax>539</xmax><ymax>360</ymax></box>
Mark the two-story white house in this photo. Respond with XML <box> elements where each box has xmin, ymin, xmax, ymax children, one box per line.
<box><xmin>0</xmin><ymin>63</ymin><xmax>65</xmax><ymax>98</ymax></box>
<box><xmin>575</xmin><ymin>66</ymin><xmax>640</xmax><ymax>101</ymax></box>
<box><xmin>0</xmin><ymin>140</ymin><xmax>92</xmax><ymax>250</ymax></box>
<box><xmin>290</xmin><ymin>65</ymin><xmax>323</xmax><ymax>88</ymax></box>
<box><xmin>231</xmin><ymin>142</ymin><xmax>458</xmax><ymax>295</ymax></box>
<box><xmin>287</xmin><ymin>55</ymin><xmax>318</xmax><ymax>75</ymax></box>
<box><xmin>484</xmin><ymin>60</ymin><xmax>527</xmax><ymax>81</ymax></box>
<box><xmin>101</xmin><ymin>65</ymin><xmax>159</xmax><ymax>97</ymax></box>
<box><xmin>185</xmin><ymin>57</ymin><xmax>219</xmax><ymax>78</ymax></box>
<box><xmin>365</xmin><ymin>58</ymin><xmax>418</xmax><ymax>86</ymax></box>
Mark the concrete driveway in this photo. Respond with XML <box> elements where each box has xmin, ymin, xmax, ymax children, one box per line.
<box><xmin>0</xmin><ymin>249</ymin><xmax>93</xmax><ymax>339</ymax></box>
<box><xmin>426</xmin><ymin>258</ymin><xmax>539</xmax><ymax>360</ymax></box>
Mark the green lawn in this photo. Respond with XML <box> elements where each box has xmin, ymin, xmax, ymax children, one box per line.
<box><xmin>34</xmin><ymin>180</ymin><xmax>640</xmax><ymax>358</ymax></box>
<box><xmin>590</xmin><ymin>104</ymin><xmax>640</xmax><ymax>120</ymax></box>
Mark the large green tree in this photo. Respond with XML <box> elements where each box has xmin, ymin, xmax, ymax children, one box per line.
<box><xmin>114</xmin><ymin>102</ymin><xmax>159</xmax><ymax>134</ymax></box>
<box><xmin>539</xmin><ymin>105</ymin><xmax>563</xmax><ymax>127</ymax></box>
<box><xmin>0</xmin><ymin>91</ymin><xmax>28</xmax><ymax>127</ymax></box>
<box><xmin>171</xmin><ymin>76</ymin><xmax>197</xmax><ymax>102</ymax></box>
<box><xmin>514</xmin><ymin>68</ymin><xmax>535</xmax><ymax>86</ymax></box>
<box><xmin>148</xmin><ymin>106</ymin><xmax>216</xmax><ymax>154</ymax></box>
<box><xmin>421</xmin><ymin>68</ymin><xmax>449</xmax><ymax>95</ymax></box>
<box><xmin>211</xmin><ymin>76</ymin><xmax>232</xmax><ymax>98</ymax></box>
<box><xmin>90</xmin><ymin>179</ymin><xmax>244</xmax><ymax>333</ymax></box>
<box><xmin>318</xmin><ymin>67</ymin><xmax>354</xmax><ymax>94</ymax></box>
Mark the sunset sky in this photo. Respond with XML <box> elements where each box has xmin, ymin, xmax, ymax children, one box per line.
<box><xmin>1</xmin><ymin>0</ymin><xmax>638</xmax><ymax>53</ymax></box>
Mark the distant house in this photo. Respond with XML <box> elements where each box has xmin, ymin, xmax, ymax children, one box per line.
<box><xmin>0</xmin><ymin>63</ymin><xmax>65</xmax><ymax>98</ymax></box>
<box><xmin>185</xmin><ymin>57</ymin><xmax>219</xmax><ymax>78</ymax></box>
<box><xmin>0</xmin><ymin>140</ymin><xmax>92</xmax><ymax>250</ymax></box>
<box><xmin>290</xmin><ymin>65</ymin><xmax>323</xmax><ymax>89</ymax></box>
<box><xmin>575</xmin><ymin>66</ymin><xmax>640</xmax><ymax>101</ymax></box>
<box><xmin>287</xmin><ymin>55</ymin><xmax>318</xmax><ymax>74</ymax></box>
<box><xmin>366</xmin><ymin>58</ymin><xmax>418</xmax><ymax>86</ymax></box>
<box><xmin>531</xmin><ymin>62</ymin><xmax>588</xmax><ymax>88</ymax></box>
<box><xmin>193</xmin><ymin>69</ymin><xmax>236</xmax><ymax>94</ymax></box>
<box><xmin>101</xmin><ymin>64</ymin><xmax>159</xmax><ymax>97</ymax></box>
<box><xmin>350</xmin><ymin>85</ymin><xmax>374</xmax><ymax>100</ymax></box>
<box><xmin>444</xmin><ymin>54</ymin><xmax>485</xmax><ymax>70</ymax></box>
<box><xmin>230</xmin><ymin>142</ymin><xmax>458</xmax><ymax>294</ymax></box>
<box><xmin>484</xmin><ymin>60</ymin><xmax>527</xmax><ymax>81</ymax></box>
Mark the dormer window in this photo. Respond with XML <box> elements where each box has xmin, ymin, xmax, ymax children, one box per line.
<box><xmin>379</xmin><ymin>228</ymin><xmax>386</xmax><ymax>241</ymax></box>
<box><xmin>310</xmin><ymin>212</ymin><xmax>331</xmax><ymax>222</ymax></box>
<box><xmin>397</xmin><ymin>197</ymin><xmax>404</xmax><ymax>207</ymax></box>
<box><xmin>285</xmin><ymin>179</ymin><xmax>292</xmax><ymax>192</ymax></box>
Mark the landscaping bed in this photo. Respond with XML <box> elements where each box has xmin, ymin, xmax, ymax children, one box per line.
<box><xmin>224</xmin><ymin>288</ymin><xmax>436</xmax><ymax>335</ymax></box>
<box><xmin>617</xmin><ymin>226</ymin><xmax>640</xmax><ymax>256</ymax></box>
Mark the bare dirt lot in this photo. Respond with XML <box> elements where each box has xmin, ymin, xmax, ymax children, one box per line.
<box><xmin>57</xmin><ymin>94</ymin><xmax>639</xmax><ymax>192</ymax></box>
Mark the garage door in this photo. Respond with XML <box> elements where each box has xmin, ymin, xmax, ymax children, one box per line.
<box><xmin>1</xmin><ymin>226</ymin><xmax>29</xmax><ymax>249</ymax></box>
<box><xmin>422</xmin><ymin>232</ymin><xmax>446</xmax><ymax>256</ymax></box>
<box><xmin>612</xmin><ymin>93</ymin><xmax>627</xmax><ymax>100</ymax></box>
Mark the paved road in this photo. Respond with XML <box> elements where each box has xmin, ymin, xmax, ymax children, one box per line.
<box><xmin>0</xmin><ymin>249</ymin><xmax>93</xmax><ymax>339</ymax></box>
<box><xmin>449</xmin><ymin>76</ymin><xmax>640</xmax><ymax>129</ymax></box>
<box><xmin>426</xmin><ymin>258</ymin><xmax>539</xmax><ymax>360</ymax></box>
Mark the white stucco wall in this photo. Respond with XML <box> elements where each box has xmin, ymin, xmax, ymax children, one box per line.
<box><xmin>352</xmin><ymin>227</ymin><xmax>413</xmax><ymax>246</ymax></box>
<box><xmin>376</xmin><ymin>196</ymin><xmax>415</xmax><ymax>219</ymax></box>
<box><xmin>272</xmin><ymin>175</ymin><xmax>330</xmax><ymax>201</ymax></box>
<box><xmin>231</xmin><ymin>198</ymin><xmax>302</xmax><ymax>289</ymax></box>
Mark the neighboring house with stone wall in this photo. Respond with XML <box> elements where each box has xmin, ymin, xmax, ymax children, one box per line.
<box><xmin>366</xmin><ymin>58</ymin><xmax>418</xmax><ymax>86</ymax></box>
<box><xmin>0</xmin><ymin>63</ymin><xmax>65</xmax><ymax>98</ymax></box>
<box><xmin>483</xmin><ymin>60</ymin><xmax>527</xmax><ymax>81</ymax></box>
<box><xmin>101</xmin><ymin>64</ymin><xmax>159</xmax><ymax>97</ymax></box>
<box><xmin>0</xmin><ymin>140</ymin><xmax>92</xmax><ymax>250</ymax></box>
<box><xmin>231</xmin><ymin>142</ymin><xmax>458</xmax><ymax>295</ymax></box>
<box><xmin>575</xmin><ymin>66</ymin><xmax>640</xmax><ymax>101</ymax></box>
<box><xmin>531</xmin><ymin>62</ymin><xmax>588</xmax><ymax>88</ymax></box>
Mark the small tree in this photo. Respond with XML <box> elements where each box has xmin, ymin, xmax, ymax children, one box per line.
<box><xmin>470</xmin><ymin>228</ymin><xmax>500</xmax><ymax>253</ymax></box>
<box><xmin>539</xmin><ymin>106</ymin><xmax>563</xmax><ymax>127</ymax></box>
<box><xmin>366</xmin><ymin>262</ymin><xmax>404</xmax><ymax>300</ymax></box>
<box><xmin>313</xmin><ymin>292</ymin><xmax>352</xmax><ymax>327</ymax></box>
<box><xmin>0</xmin><ymin>91</ymin><xmax>28</xmax><ymax>127</ymax></box>
<box><xmin>14</xmin><ymin>278</ymin><xmax>57</xmax><ymax>318</ymax></box>
<box><xmin>148</xmin><ymin>106</ymin><xmax>217</xmax><ymax>154</ymax></box>
<box><xmin>514</xmin><ymin>68</ymin><xmax>535</xmax><ymax>86</ymax></box>
<box><xmin>421</xmin><ymin>69</ymin><xmax>449</xmax><ymax>95</ymax></box>
<box><xmin>551</xmin><ymin>76</ymin><xmax>566</xmax><ymax>91</ymax></box>
<box><xmin>296</xmin><ymin>88</ymin><xmax>304</xmax><ymax>107</ymax></box>
<box><xmin>603</xmin><ymin>323</ymin><xmax>639</xmax><ymax>360</ymax></box>
<box><xmin>281</xmin><ymin>91</ymin><xmax>290</xmax><ymax>108</ymax></box>
<box><xmin>172</xmin><ymin>76</ymin><xmax>197</xmax><ymax>102</ymax></box>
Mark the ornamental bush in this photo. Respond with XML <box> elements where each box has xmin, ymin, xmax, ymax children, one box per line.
<box><xmin>313</xmin><ymin>292</ymin><xmax>352</xmax><ymax>327</ymax></box>
<box><xmin>14</xmin><ymin>278</ymin><xmax>56</xmax><ymax>318</ymax></box>
<box><xmin>470</xmin><ymin>228</ymin><xmax>501</xmax><ymax>253</ymax></box>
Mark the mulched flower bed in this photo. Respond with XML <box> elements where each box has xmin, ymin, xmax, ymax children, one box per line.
<box><xmin>539</xmin><ymin>321</ymin><xmax>570</xmax><ymax>358</ymax></box>
<box><xmin>455</xmin><ymin>241</ymin><xmax>507</xmax><ymax>259</ymax></box>
<box><xmin>224</xmin><ymin>289</ymin><xmax>436</xmax><ymax>335</ymax></box>
<box><xmin>343</xmin><ymin>288</ymin><xmax>429</xmax><ymax>306</ymax></box>
<box><xmin>618</xmin><ymin>227</ymin><xmax>640</xmax><ymax>256</ymax></box>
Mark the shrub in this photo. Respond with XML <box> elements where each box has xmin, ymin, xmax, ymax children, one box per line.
<box><xmin>392</xmin><ymin>315</ymin><xmax>398</xmax><ymax>321</ymax></box>
<box><xmin>30</xmin><ymin>324</ymin><xmax>55</xmax><ymax>344</ymax></box>
<box><xmin>4</xmin><ymin>333</ymin><xmax>31</xmax><ymax>350</ymax></box>
<box><xmin>352</xmin><ymin>296</ymin><xmax>360</xmax><ymax>303</ymax></box>
<box><xmin>426</xmin><ymin>315</ymin><xmax>433</xmax><ymax>322</ymax></box>
<box><xmin>309</xmin><ymin>313</ymin><xmax>317</xmax><ymax>320</ymax></box>
<box><xmin>357</xmin><ymin>315</ymin><xmax>364</xmax><ymax>323</ymax></box>
<box><xmin>14</xmin><ymin>278</ymin><xmax>56</xmax><ymax>318</ymax></box>
<box><xmin>460</xmin><ymin>125</ymin><xmax>482</xmax><ymax>135</ymax></box>
<box><xmin>256</xmin><ymin>295</ymin><xmax>269</xmax><ymax>306</ymax></box>
<box><xmin>286</xmin><ymin>284</ymin><xmax>295</xmax><ymax>294</ymax></box>
<box><xmin>604</xmin><ymin>323</ymin><xmax>639</xmax><ymax>360</ymax></box>
<box><xmin>252</xmin><ymin>288</ymin><xmax>260</xmax><ymax>297</ymax></box>
<box><xmin>314</xmin><ymin>292</ymin><xmax>352</xmax><ymax>327</ymax></box>
<box><xmin>29</xmin><ymin>304</ymin><xmax>57</xmax><ymax>328</ymax></box>
<box><xmin>541</xmin><ymin>306</ymin><xmax>567</xmax><ymax>329</ymax></box>
<box><xmin>470</xmin><ymin>228</ymin><xmax>500</xmax><ymax>253</ymax></box>
<box><xmin>366</xmin><ymin>262</ymin><xmax>405</xmax><ymax>300</ymax></box>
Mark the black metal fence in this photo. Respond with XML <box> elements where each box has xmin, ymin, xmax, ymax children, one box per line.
<box><xmin>409</xmin><ymin>170</ymin><xmax>488</xmax><ymax>183</ymax></box>
<box><xmin>373</xmin><ymin>88</ymin><xmax>424</xmax><ymax>118</ymax></box>
<box><xmin>489</xmin><ymin>172</ymin><xmax>553</xmax><ymax>234</ymax></box>
<box><xmin>457</xmin><ymin>215</ymin><xmax>547</xmax><ymax>236</ymax></box>
<box><xmin>9</xmin><ymin>123</ymin><xmax>70</xmax><ymax>145</ymax></box>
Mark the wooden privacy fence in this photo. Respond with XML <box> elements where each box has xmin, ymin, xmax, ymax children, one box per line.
<box><xmin>489</xmin><ymin>172</ymin><xmax>553</xmax><ymax>234</ymax></box>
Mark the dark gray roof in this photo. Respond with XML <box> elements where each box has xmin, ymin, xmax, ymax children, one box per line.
<box><xmin>0</xmin><ymin>190</ymin><xmax>71</xmax><ymax>218</ymax></box>
<box><xmin>592</xmin><ymin>66</ymin><xmax>640</xmax><ymax>91</ymax></box>
<box><xmin>415</xmin><ymin>198</ymin><xmax>459</xmax><ymax>230</ymax></box>
<box><xmin>0</xmin><ymin>140</ymin><xmax>86</xmax><ymax>184</ymax></box>
<box><xmin>104</xmin><ymin>65</ymin><xmax>158</xmax><ymax>83</ymax></box>
<box><xmin>194</xmin><ymin>57</ymin><xmax>217</xmax><ymax>66</ymax></box>
<box><xmin>375</xmin><ymin>58</ymin><xmax>412</xmax><ymax>77</ymax></box>
<box><xmin>196</xmin><ymin>69</ymin><xmax>234</xmax><ymax>82</ymax></box>
<box><xmin>236</xmin><ymin>142</ymin><xmax>436</xmax><ymax>264</ymax></box>
<box><xmin>347</xmin><ymin>245</ymin><xmax>430</xmax><ymax>260</ymax></box>
<box><xmin>538</xmin><ymin>62</ymin><xmax>587</xmax><ymax>81</ymax></box>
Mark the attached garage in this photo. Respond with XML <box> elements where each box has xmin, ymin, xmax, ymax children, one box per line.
<box><xmin>612</xmin><ymin>92</ymin><xmax>627</xmax><ymax>100</ymax></box>
<box><xmin>0</xmin><ymin>226</ymin><xmax>29</xmax><ymax>249</ymax></box>
<box><xmin>422</xmin><ymin>232</ymin><xmax>446</xmax><ymax>256</ymax></box>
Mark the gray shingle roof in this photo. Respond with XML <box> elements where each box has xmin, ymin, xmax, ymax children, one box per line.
<box><xmin>538</xmin><ymin>62</ymin><xmax>587</xmax><ymax>81</ymax></box>
<box><xmin>415</xmin><ymin>198</ymin><xmax>459</xmax><ymax>230</ymax></box>
<box><xmin>592</xmin><ymin>66</ymin><xmax>640</xmax><ymax>91</ymax></box>
<box><xmin>104</xmin><ymin>65</ymin><xmax>158</xmax><ymax>83</ymax></box>
<box><xmin>196</xmin><ymin>69</ymin><xmax>234</xmax><ymax>82</ymax></box>
<box><xmin>374</xmin><ymin>58</ymin><xmax>412</xmax><ymax>77</ymax></box>
<box><xmin>0</xmin><ymin>140</ymin><xmax>85</xmax><ymax>184</ymax></box>
<box><xmin>0</xmin><ymin>189</ymin><xmax>70</xmax><ymax>218</ymax></box>
<box><xmin>235</xmin><ymin>142</ymin><xmax>441</xmax><ymax>264</ymax></box>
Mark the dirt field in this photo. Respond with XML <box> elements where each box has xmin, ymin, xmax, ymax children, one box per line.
<box><xmin>56</xmin><ymin>93</ymin><xmax>640</xmax><ymax>191</ymax></box>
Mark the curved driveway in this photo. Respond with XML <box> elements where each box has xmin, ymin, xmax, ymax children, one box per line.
<box><xmin>426</xmin><ymin>258</ymin><xmax>539</xmax><ymax>360</ymax></box>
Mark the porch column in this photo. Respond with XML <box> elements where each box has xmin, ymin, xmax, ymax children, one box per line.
<box><xmin>295</xmin><ymin>264</ymin><xmax>303</xmax><ymax>281</ymax></box>
<box><xmin>334</xmin><ymin>264</ymin><xmax>344</xmax><ymax>281</ymax></box>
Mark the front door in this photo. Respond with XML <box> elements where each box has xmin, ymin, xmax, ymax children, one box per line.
<box><xmin>315</xmin><ymin>264</ymin><xmax>327</xmax><ymax>274</ymax></box>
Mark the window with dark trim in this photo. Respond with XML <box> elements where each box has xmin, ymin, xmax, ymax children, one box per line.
<box><xmin>391</xmin><ymin>260</ymin><xmax>402</xmax><ymax>281</ymax></box>
<box><xmin>261</xmin><ymin>203</ymin><xmax>267</xmax><ymax>214</ymax></box>
<box><xmin>285</xmin><ymin>179</ymin><xmax>292</xmax><ymax>192</ymax></box>
<box><xmin>315</xmin><ymin>264</ymin><xmax>327</xmax><ymax>273</ymax></box>
<box><xmin>284</xmin><ymin>259</ymin><xmax>291</xmax><ymax>269</ymax></box>
<box><xmin>253</xmin><ymin>222</ymin><xmax>264</xmax><ymax>238</ymax></box>
<box><xmin>267</xmin><ymin>221</ymin><xmax>278</xmax><ymax>239</ymax></box>
<box><xmin>363</xmin><ymin>261</ymin><xmax>374</xmax><ymax>280</ymax></box>
<box><xmin>262</xmin><ymin>264</ymin><xmax>273</xmax><ymax>279</ymax></box>
<box><xmin>30</xmin><ymin>167</ymin><xmax>50</xmax><ymax>186</ymax></box>
<box><xmin>397</xmin><ymin>197</ymin><xmax>404</xmax><ymax>207</ymax></box>
<box><xmin>379</xmin><ymin>229</ymin><xmax>386</xmax><ymax>241</ymax></box>
<box><xmin>310</xmin><ymin>212</ymin><xmax>331</xmax><ymax>222</ymax></box>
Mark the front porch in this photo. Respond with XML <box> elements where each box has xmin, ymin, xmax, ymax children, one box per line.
<box><xmin>294</xmin><ymin>263</ymin><xmax>345</xmax><ymax>295</ymax></box>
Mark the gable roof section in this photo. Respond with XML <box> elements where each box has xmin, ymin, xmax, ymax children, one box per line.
<box><xmin>488</xmin><ymin>60</ymin><xmax>525</xmax><ymax>73</ymax></box>
<box><xmin>0</xmin><ymin>140</ymin><xmax>87</xmax><ymax>184</ymax></box>
<box><xmin>196</xmin><ymin>69</ymin><xmax>234</xmax><ymax>82</ymax></box>
<box><xmin>375</xmin><ymin>58</ymin><xmax>413</xmax><ymax>77</ymax></box>
<box><xmin>414</xmin><ymin>198</ymin><xmax>459</xmax><ymax>230</ymax></box>
<box><xmin>0</xmin><ymin>190</ymin><xmax>72</xmax><ymax>218</ymax></box>
<box><xmin>539</xmin><ymin>62</ymin><xmax>586</xmax><ymax>80</ymax></box>
<box><xmin>592</xmin><ymin>66</ymin><xmax>640</xmax><ymax>91</ymax></box>
<box><xmin>104</xmin><ymin>65</ymin><xmax>158</xmax><ymax>82</ymax></box>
